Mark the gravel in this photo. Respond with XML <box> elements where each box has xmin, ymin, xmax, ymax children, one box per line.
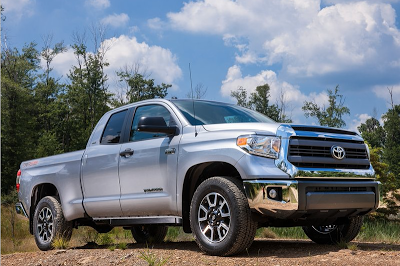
<box><xmin>2</xmin><ymin>239</ymin><xmax>400</xmax><ymax>266</ymax></box>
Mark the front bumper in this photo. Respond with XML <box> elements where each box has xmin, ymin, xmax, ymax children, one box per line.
<box><xmin>15</xmin><ymin>202</ymin><xmax>29</xmax><ymax>218</ymax></box>
<box><xmin>243</xmin><ymin>180</ymin><xmax>380</xmax><ymax>221</ymax></box>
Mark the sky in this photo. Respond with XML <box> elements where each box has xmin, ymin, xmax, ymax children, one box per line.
<box><xmin>2</xmin><ymin>0</ymin><xmax>400</xmax><ymax>132</ymax></box>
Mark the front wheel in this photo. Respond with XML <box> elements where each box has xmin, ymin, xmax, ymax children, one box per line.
<box><xmin>190</xmin><ymin>177</ymin><xmax>257</xmax><ymax>256</ymax></box>
<box><xmin>131</xmin><ymin>225</ymin><xmax>167</xmax><ymax>244</ymax></box>
<box><xmin>33</xmin><ymin>196</ymin><xmax>73</xmax><ymax>251</ymax></box>
<box><xmin>302</xmin><ymin>216</ymin><xmax>364</xmax><ymax>244</ymax></box>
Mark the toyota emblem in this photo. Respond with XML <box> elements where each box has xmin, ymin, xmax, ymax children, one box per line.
<box><xmin>331</xmin><ymin>146</ymin><xmax>345</xmax><ymax>160</ymax></box>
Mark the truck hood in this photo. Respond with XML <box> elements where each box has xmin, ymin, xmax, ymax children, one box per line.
<box><xmin>202</xmin><ymin>123</ymin><xmax>361</xmax><ymax>139</ymax></box>
<box><xmin>202</xmin><ymin>123</ymin><xmax>282</xmax><ymax>135</ymax></box>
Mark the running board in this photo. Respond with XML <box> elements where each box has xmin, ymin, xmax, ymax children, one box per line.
<box><xmin>93</xmin><ymin>216</ymin><xmax>182</xmax><ymax>226</ymax></box>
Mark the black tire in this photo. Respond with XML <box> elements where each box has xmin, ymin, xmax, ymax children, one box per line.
<box><xmin>190</xmin><ymin>177</ymin><xmax>257</xmax><ymax>256</ymax></box>
<box><xmin>131</xmin><ymin>225</ymin><xmax>168</xmax><ymax>244</ymax></box>
<box><xmin>33</xmin><ymin>196</ymin><xmax>73</xmax><ymax>251</ymax></box>
<box><xmin>303</xmin><ymin>216</ymin><xmax>364</xmax><ymax>244</ymax></box>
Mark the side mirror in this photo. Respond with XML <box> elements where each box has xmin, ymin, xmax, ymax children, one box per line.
<box><xmin>137</xmin><ymin>117</ymin><xmax>177</xmax><ymax>135</ymax></box>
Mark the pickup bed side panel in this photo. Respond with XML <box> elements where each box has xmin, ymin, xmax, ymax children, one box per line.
<box><xmin>19</xmin><ymin>150</ymin><xmax>85</xmax><ymax>221</ymax></box>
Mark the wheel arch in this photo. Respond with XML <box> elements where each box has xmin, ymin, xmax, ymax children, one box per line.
<box><xmin>181</xmin><ymin>161</ymin><xmax>242</xmax><ymax>233</ymax></box>
<box><xmin>29</xmin><ymin>183</ymin><xmax>59</xmax><ymax>234</ymax></box>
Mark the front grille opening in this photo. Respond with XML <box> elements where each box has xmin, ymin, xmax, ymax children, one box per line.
<box><xmin>289</xmin><ymin>145</ymin><xmax>368</xmax><ymax>159</ymax></box>
<box><xmin>287</xmin><ymin>136</ymin><xmax>370</xmax><ymax>169</ymax></box>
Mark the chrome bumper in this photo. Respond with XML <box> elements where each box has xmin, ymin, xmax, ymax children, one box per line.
<box><xmin>15</xmin><ymin>202</ymin><xmax>29</xmax><ymax>218</ymax></box>
<box><xmin>243</xmin><ymin>180</ymin><xmax>380</xmax><ymax>219</ymax></box>
<box><xmin>243</xmin><ymin>180</ymin><xmax>299</xmax><ymax>219</ymax></box>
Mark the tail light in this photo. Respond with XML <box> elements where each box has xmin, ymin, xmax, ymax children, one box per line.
<box><xmin>16</xmin><ymin>169</ymin><xmax>21</xmax><ymax>192</ymax></box>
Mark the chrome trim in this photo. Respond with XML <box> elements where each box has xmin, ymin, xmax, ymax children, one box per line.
<box><xmin>243</xmin><ymin>180</ymin><xmax>298</xmax><ymax>219</ymax></box>
<box><xmin>93</xmin><ymin>216</ymin><xmax>182</xmax><ymax>226</ymax></box>
<box><xmin>15</xmin><ymin>202</ymin><xmax>29</xmax><ymax>218</ymax></box>
<box><xmin>275</xmin><ymin>125</ymin><xmax>375</xmax><ymax>179</ymax></box>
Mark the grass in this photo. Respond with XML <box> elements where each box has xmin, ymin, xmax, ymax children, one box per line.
<box><xmin>2</xmin><ymin>202</ymin><xmax>400</xmax><ymax>255</ymax></box>
<box><xmin>356</xmin><ymin>218</ymin><xmax>400</xmax><ymax>244</ymax></box>
<box><xmin>52</xmin><ymin>237</ymin><xmax>70</xmax><ymax>249</ymax></box>
<box><xmin>256</xmin><ymin>226</ymin><xmax>308</xmax><ymax>239</ymax></box>
<box><xmin>139</xmin><ymin>247</ymin><xmax>169</xmax><ymax>266</ymax></box>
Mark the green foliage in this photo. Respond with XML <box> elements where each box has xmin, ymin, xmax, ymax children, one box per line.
<box><xmin>358</xmin><ymin>117</ymin><xmax>385</xmax><ymax>148</ymax></box>
<box><xmin>1</xmin><ymin>43</ymin><xmax>40</xmax><ymax>193</ymax></box>
<box><xmin>231</xmin><ymin>86</ymin><xmax>251</xmax><ymax>109</ymax></box>
<box><xmin>117</xmin><ymin>242</ymin><xmax>127</xmax><ymax>250</ymax></box>
<box><xmin>139</xmin><ymin>247</ymin><xmax>169</xmax><ymax>266</ymax></box>
<box><xmin>249</xmin><ymin>84</ymin><xmax>280</xmax><ymax>121</ymax></box>
<box><xmin>165</xmin><ymin>227</ymin><xmax>193</xmax><ymax>242</ymax></box>
<box><xmin>112</xmin><ymin>69</ymin><xmax>170</xmax><ymax>107</ymax></box>
<box><xmin>97</xmin><ymin>233</ymin><xmax>114</xmax><ymax>246</ymax></box>
<box><xmin>65</xmin><ymin>39</ymin><xmax>112</xmax><ymax>151</ymax></box>
<box><xmin>357</xmin><ymin>217</ymin><xmax>400</xmax><ymax>244</ymax></box>
<box><xmin>382</xmin><ymin>105</ymin><xmax>400</xmax><ymax>183</ymax></box>
<box><xmin>369</xmin><ymin>146</ymin><xmax>399</xmax><ymax>216</ymax></box>
<box><xmin>231</xmin><ymin>84</ymin><xmax>292</xmax><ymax>122</ymax></box>
<box><xmin>302</xmin><ymin>85</ymin><xmax>350</xmax><ymax>128</ymax></box>
<box><xmin>52</xmin><ymin>237</ymin><xmax>70</xmax><ymax>249</ymax></box>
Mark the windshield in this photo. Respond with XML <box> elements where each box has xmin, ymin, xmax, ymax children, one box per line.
<box><xmin>171</xmin><ymin>100</ymin><xmax>276</xmax><ymax>125</ymax></box>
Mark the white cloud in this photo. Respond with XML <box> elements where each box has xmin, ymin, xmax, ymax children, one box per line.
<box><xmin>221</xmin><ymin>65</ymin><xmax>328</xmax><ymax>123</ymax></box>
<box><xmin>49</xmin><ymin>35</ymin><xmax>182</xmax><ymax>91</ymax></box>
<box><xmin>348</xmin><ymin>113</ymin><xmax>371</xmax><ymax>132</ymax></box>
<box><xmin>45</xmin><ymin>49</ymin><xmax>76</xmax><ymax>77</ymax></box>
<box><xmin>101</xmin><ymin>13</ymin><xmax>129</xmax><ymax>28</ymax></box>
<box><xmin>85</xmin><ymin>0</ymin><xmax>110</xmax><ymax>9</ymax></box>
<box><xmin>102</xmin><ymin>35</ymin><xmax>182</xmax><ymax>89</ymax></box>
<box><xmin>2</xmin><ymin>0</ymin><xmax>34</xmax><ymax>19</ymax></box>
<box><xmin>373</xmin><ymin>84</ymin><xmax>400</xmax><ymax>106</ymax></box>
<box><xmin>147</xmin><ymin>17</ymin><xmax>165</xmax><ymax>30</ymax></box>
<box><xmin>166</xmin><ymin>0</ymin><xmax>400</xmax><ymax>79</ymax></box>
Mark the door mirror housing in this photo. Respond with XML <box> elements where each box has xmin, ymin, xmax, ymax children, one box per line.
<box><xmin>137</xmin><ymin>117</ymin><xmax>177</xmax><ymax>135</ymax></box>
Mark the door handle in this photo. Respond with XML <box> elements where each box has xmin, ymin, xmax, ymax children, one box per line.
<box><xmin>165</xmin><ymin>148</ymin><xmax>176</xmax><ymax>155</ymax></box>
<box><xmin>120</xmin><ymin>148</ymin><xmax>134</xmax><ymax>158</ymax></box>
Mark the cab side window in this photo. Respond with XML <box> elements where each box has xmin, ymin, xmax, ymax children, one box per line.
<box><xmin>101</xmin><ymin>110</ymin><xmax>128</xmax><ymax>144</ymax></box>
<box><xmin>130</xmin><ymin>105</ymin><xmax>175</xmax><ymax>142</ymax></box>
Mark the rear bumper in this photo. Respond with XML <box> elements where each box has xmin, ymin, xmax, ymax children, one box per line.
<box><xmin>243</xmin><ymin>180</ymin><xmax>380</xmax><ymax>220</ymax></box>
<box><xmin>15</xmin><ymin>202</ymin><xmax>29</xmax><ymax>218</ymax></box>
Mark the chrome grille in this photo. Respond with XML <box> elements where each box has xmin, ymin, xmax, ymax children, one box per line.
<box><xmin>288</xmin><ymin>136</ymin><xmax>369</xmax><ymax>170</ymax></box>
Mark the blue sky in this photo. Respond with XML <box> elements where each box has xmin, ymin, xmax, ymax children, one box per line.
<box><xmin>2</xmin><ymin>0</ymin><xmax>400</xmax><ymax>131</ymax></box>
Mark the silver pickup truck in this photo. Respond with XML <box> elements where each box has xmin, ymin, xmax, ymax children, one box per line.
<box><xmin>16</xmin><ymin>99</ymin><xmax>380</xmax><ymax>256</ymax></box>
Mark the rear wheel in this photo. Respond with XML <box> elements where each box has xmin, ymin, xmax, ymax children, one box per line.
<box><xmin>190</xmin><ymin>177</ymin><xmax>257</xmax><ymax>256</ymax></box>
<box><xmin>33</xmin><ymin>196</ymin><xmax>73</xmax><ymax>251</ymax></box>
<box><xmin>131</xmin><ymin>225</ymin><xmax>167</xmax><ymax>244</ymax></box>
<box><xmin>302</xmin><ymin>216</ymin><xmax>363</xmax><ymax>244</ymax></box>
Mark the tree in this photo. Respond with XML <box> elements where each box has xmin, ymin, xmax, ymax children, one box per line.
<box><xmin>33</xmin><ymin>36</ymin><xmax>68</xmax><ymax>156</ymax></box>
<box><xmin>230</xmin><ymin>84</ymin><xmax>291</xmax><ymax>122</ymax></box>
<box><xmin>65</xmin><ymin>28</ymin><xmax>113</xmax><ymax>151</ymax></box>
<box><xmin>186</xmin><ymin>83</ymin><xmax>208</xmax><ymax>99</ymax></box>
<box><xmin>358</xmin><ymin>117</ymin><xmax>385</xmax><ymax>148</ymax></box>
<box><xmin>231</xmin><ymin>86</ymin><xmax>251</xmax><ymax>109</ymax></box>
<box><xmin>382</xmin><ymin>104</ymin><xmax>400</xmax><ymax>184</ymax></box>
<box><xmin>248</xmin><ymin>84</ymin><xmax>280</xmax><ymax>122</ymax></box>
<box><xmin>1</xmin><ymin>43</ymin><xmax>40</xmax><ymax>193</ymax></box>
<box><xmin>369</xmin><ymin>146</ymin><xmax>399</xmax><ymax>217</ymax></box>
<box><xmin>302</xmin><ymin>85</ymin><xmax>350</xmax><ymax>128</ymax></box>
<box><xmin>112</xmin><ymin>65</ymin><xmax>171</xmax><ymax>107</ymax></box>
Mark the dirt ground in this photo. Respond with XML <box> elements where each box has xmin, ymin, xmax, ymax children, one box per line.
<box><xmin>2</xmin><ymin>239</ymin><xmax>400</xmax><ymax>266</ymax></box>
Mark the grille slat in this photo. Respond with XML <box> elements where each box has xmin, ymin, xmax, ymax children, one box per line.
<box><xmin>288</xmin><ymin>136</ymin><xmax>370</xmax><ymax>170</ymax></box>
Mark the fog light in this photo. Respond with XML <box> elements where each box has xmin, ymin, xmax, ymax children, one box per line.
<box><xmin>269</xmin><ymin>189</ymin><xmax>277</xmax><ymax>199</ymax></box>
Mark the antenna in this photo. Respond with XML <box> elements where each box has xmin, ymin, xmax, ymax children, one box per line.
<box><xmin>189</xmin><ymin>63</ymin><xmax>198</xmax><ymax>137</ymax></box>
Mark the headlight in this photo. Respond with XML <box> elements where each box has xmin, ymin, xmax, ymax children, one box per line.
<box><xmin>237</xmin><ymin>135</ymin><xmax>281</xmax><ymax>159</ymax></box>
